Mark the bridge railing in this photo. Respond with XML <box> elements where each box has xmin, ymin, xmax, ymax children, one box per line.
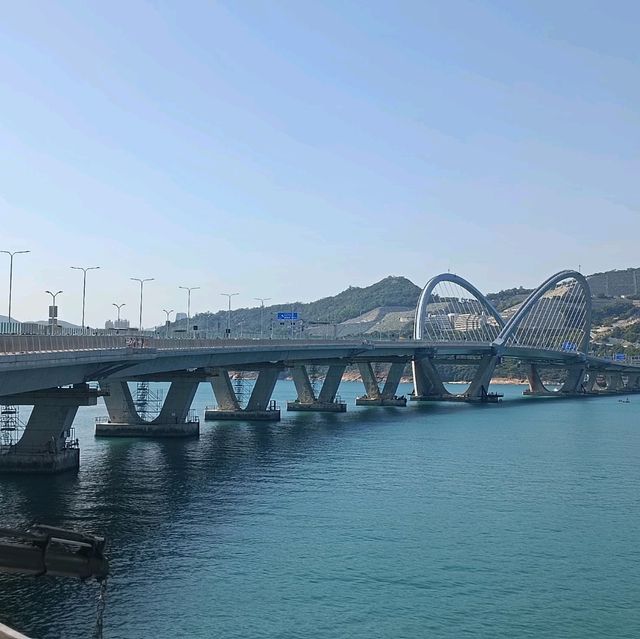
<box><xmin>0</xmin><ymin>335</ymin><xmax>396</xmax><ymax>355</ymax></box>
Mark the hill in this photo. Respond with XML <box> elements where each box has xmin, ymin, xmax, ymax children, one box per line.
<box><xmin>182</xmin><ymin>276</ymin><xmax>421</xmax><ymax>338</ymax></box>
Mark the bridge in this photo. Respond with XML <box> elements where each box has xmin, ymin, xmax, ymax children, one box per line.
<box><xmin>0</xmin><ymin>269</ymin><xmax>637</xmax><ymax>474</ymax></box>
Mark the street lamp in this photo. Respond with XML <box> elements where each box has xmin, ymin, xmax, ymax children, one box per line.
<box><xmin>1</xmin><ymin>250</ymin><xmax>30</xmax><ymax>323</ymax></box>
<box><xmin>70</xmin><ymin>266</ymin><xmax>100</xmax><ymax>329</ymax></box>
<box><xmin>45</xmin><ymin>290</ymin><xmax>62</xmax><ymax>335</ymax></box>
<box><xmin>163</xmin><ymin>309</ymin><xmax>174</xmax><ymax>339</ymax></box>
<box><xmin>178</xmin><ymin>286</ymin><xmax>200</xmax><ymax>336</ymax></box>
<box><xmin>220</xmin><ymin>293</ymin><xmax>239</xmax><ymax>339</ymax></box>
<box><xmin>130</xmin><ymin>278</ymin><xmax>154</xmax><ymax>331</ymax></box>
<box><xmin>112</xmin><ymin>303</ymin><xmax>126</xmax><ymax>324</ymax></box>
<box><xmin>254</xmin><ymin>297</ymin><xmax>271</xmax><ymax>339</ymax></box>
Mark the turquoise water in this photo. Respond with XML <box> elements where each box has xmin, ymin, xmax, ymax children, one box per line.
<box><xmin>1</xmin><ymin>382</ymin><xmax>640</xmax><ymax>638</ymax></box>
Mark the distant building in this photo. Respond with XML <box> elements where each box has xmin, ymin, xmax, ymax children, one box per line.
<box><xmin>176</xmin><ymin>312</ymin><xmax>187</xmax><ymax>322</ymax></box>
<box><xmin>105</xmin><ymin>319</ymin><xmax>130</xmax><ymax>330</ymax></box>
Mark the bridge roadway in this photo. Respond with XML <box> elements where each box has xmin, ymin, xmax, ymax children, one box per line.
<box><xmin>0</xmin><ymin>335</ymin><xmax>636</xmax><ymax>396</ymax></box>
<box><xmin>0</xmin><ymin>333</ymin><xmax>638</xmax><ymax>475</ymax></box>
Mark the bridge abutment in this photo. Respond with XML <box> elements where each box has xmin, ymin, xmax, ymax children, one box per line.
<box><xmin>96</xmin><ymin>379</ymin><xmax>200</xmax><ymax>437</ymax></box>
<box><xmin>0</xmin><ymin>385</ymin><xmax>101</xmax><ymax>474</ymax></box>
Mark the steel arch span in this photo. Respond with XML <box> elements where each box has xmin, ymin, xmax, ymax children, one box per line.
<box><xmin>494</xmin><ymin>270</ymin><xmax>592</xmax><ymax>355</ymax></box>
<box><xmin>414</xmin><ymin>273</ymin><xmax>505</xmax><ymax>344</ymax></box>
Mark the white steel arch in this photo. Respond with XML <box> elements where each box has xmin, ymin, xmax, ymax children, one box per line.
<box><xmin>414</xmin><ymin>273</ymin><xmax>505</xmax><ymax>343</ymax></box>
<box><xmin>494</xmin><ymin>270</ymin><xmax>592</xmax><ymax>354</ymax></box>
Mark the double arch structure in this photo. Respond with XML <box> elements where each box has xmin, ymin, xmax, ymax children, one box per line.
<box><xmin>412</xmin><ymin>270</ymin><xmax>593</xmax><ymax>398</ymax></box>
<box><xmin>415</xmin><ymin>270</ymin><xmax>592</xmax><ymax>355</ymax></box>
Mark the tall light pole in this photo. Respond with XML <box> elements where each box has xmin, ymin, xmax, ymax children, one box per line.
<box><xmin>179</xmin><ymin>286</ymin><xmax>200</xmax><ymax>336</ymax></box>
<box><xmin>131</xmin><ymin>278</ymin><xmax>154</xmax><ymax>331</ymax></box>
<box><xmin>70</xmin><ymin>265</ymin><xmax>100</xmax><ymax>329</ymax></box>
<box><xmin>1</xmin><ymin>250</ymin><xmax>30</xmax><ymax>323</ymax></box>
<box><xmin>112</xmin><ymin>303</ymin><xmax>126</xmax><ymax>324</ymax></box>
<box><xmin>254</xmin><ymin>297</ymin><xmax>271</xmax><ymax>339</ymax></box>
<box><xmin>220</xmin><ymin>293</ymin><xmax>238</xmax><ymax>339</ymax></box>
<box><xmin>45</xmin><ymin>290</ymin><xmax>62</xmax><ymax>335</ymax></box>
<box><xmin>163</xmin><ymin>309</ymin><xmax>174</xmax><ymax>338</ymax></box>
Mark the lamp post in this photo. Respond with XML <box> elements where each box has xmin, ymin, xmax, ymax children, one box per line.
<box><xmin>178</xmin><ymin>286</ymin><xmax>200</xmax><ymax>336</ymax></box>
<box><xmin>130</xmin><ymin>278</ymin><xmax>154</xmax><ymax>331</ymax></box>
<box><xmin>112</xmin><ymin>303</ymin><xmax>126</xmax><ymax>332</ymax></box>
<box><xmin>70</xmin><ymin>266</ymin><xmax>100</xmax><ymax>329</ymax></box>
<box><xmin>1</xmin><ymin>250</ymin><xmax>30</xmax><ymax>324</ymax></box>
<box><xmin>163</xmin><ymin>309</ymin><xmax>174</xmax><ymax>338</ymax></box>
<box><xmin>254</xmin><ymin>297</ymin><xmax>271</xmax><ymax>339</ymax></box>
<box><xmin>45</xmin><ymin>290</ymin><xmax>62</xmax><ymax>335</ymax></box>
<box><xmin>220</xmin><ymin>293</ymin><xmax>238</xmax><ymax>339</ymax></box>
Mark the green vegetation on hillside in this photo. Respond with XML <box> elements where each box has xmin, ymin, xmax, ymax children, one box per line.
<box><xmin>184</xmin><ymin>276</ymin><xmax>421</xmax><ymax>337</ymax></box>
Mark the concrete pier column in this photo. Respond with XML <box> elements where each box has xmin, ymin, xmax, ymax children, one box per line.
<box><xmin>101</xmin><ymin>380</ymin><xmax>139</xmax><ymax>423</ymax></box>
<box><xmin>155</xmin><ymin>379</ymin><xmax>200</xmax><ymax>423</ymax></box>
<box><xmin>0</xmin><ymin>386</ymin><xmax>100</xmax><ymax>474</ymax></box>
<box><xmin>410</xmin><ymin>357</ymin><xmax>450</xmax><ymax>401</ymax></box>
<box><xmin>583</xmin><ymin>371</ymin><xmax>599</xmax><ymax>393</ymax></box>
<box><xmin>465</xmin><ymin>354</ymin><xmax>499</xmax><ymax>399</ymax></box>
<box><xmin>604</xmin><ymin>372</ymin><xmax>625</xmax><ymax>392</ymax></box>
<box><xmin>626</xmin><ymin>373</ymin><xmax>640</xmax><ymax>391</ymax></box>
<box><xmin>210</xmin><ymin>370</ymin><xmax>241</xmax><ymax>410</ymax></box>
<box><xmin>288</xmin><ymin>364</ymin><xmax>347</xmax><ymax>412</ymax></box>
<box><xmin>245</xmin><ymin>369</ymin><xmax>279</xmax><ymax>412</ymax></box>
<box><xmin>96</xmin><ymin>379</ymin><xmax>200</xmax><ymax>437</ymax></box>
<box><xmin>358</xmin><ymin>363</ymin><xmax>382</xmax><ymax>399</ymax></box>
<box><xmin>525</xmin><ymin>364</ymin><xmax>547</xmax><ymax>394</ymax></box>
<box><xmin>560</xmin><ymin>364</ymin><xmax>587</xmax><ymax>394</ymax></box>
<box><xmin>291</xmin><ymin>366</ymin><xmax>316</xmax><ymax>404</ymax></box>
<box><xmin>356</xmin><ymin>362</ymin><xmax>407</xmax><ymax>406</ymax></box>
<box><xmin>206</xmin><ymin>368</ymin><xmax>281</xmax><ymax>421</ymax></box>
<box><xmin>318</xmin><ymin>365</ymin><xmax>346</xmax><ymax>403</ymax></box>
<box><xmin>381</xmin><ymin>363</ymin><xmax>406</xmax><ymax>399</ymax></box>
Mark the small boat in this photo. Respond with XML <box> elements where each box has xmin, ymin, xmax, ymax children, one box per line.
<box><xmin>618</xmin><ymin>398</ymin><xmax>631</xmax><ymax>404</ymax></box>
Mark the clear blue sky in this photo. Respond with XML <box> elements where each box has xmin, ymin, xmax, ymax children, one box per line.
<box><xmin>1</xmin><ymin>1</ymin><xmax>638</xmax><ymax>326</ymax></box>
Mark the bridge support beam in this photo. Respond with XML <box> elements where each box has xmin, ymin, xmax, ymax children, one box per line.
<box><xmin>410</xmin><ymin>357</ymin><xmax>450</xmax><ymax>401</ymax></box>
<box><xmin>355</xmin><ymin>363</ymin><xmax>407</xmax><ymax>406</ymax></box>
<box><xmin>96</xmin><ymin>379</ymin><xmax>200</xmax><ymax>437</ymax></box>
<box><xmin>287</xmin><ymin>365</ymin><xmax>347</xmax><ymax>412</ymax></box>
<box><xmin>524</xmin><ymin>364</ymin><xmax>589</xmax><ymax>397</ymax></box>
<box><xmin>604</xmin><ymin>372</ymin><xmax>625</xmax><ymax>393</ymax></box>
<box><xmin>0</xmin><ymin>386</ymin><xmax>100</xmax><ymax>474</ymax></box>
<box><xmin>465</xmin><ymin>354</ymin><xmax>500</xmax><ymax>401</ymax></box>
<box><xmin>205</xmin><ymin>369</ymin><xmax>281</xmax><ymax>421</ymax></box>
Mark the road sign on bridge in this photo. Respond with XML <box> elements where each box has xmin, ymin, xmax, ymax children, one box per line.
<box><xmin>277</xmin><ymin>312</ymin><xmax>299</xmax><ymax>321</ymax></box>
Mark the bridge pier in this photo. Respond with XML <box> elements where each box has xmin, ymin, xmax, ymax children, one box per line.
<box><xmin>96</xmin><ymin>379</ymin><xmax>200</xmax><ymax>437</ymax></box>
<box><xmin>523</xmin><ymin>364</ymin><xmax>588</xmax><ymax>397</ymax></box>
<box><xmin>410</xmin><ymin>357</ymin><xmax>451</xmax><ymax>401</ymax></box>
<box><xmin>0</xmin><ymin>385</ymin><xmax>101</xmax><ymax>474</ymax></box>
<box><xmin>205</xmin><ymin>368</ymin><xmax>281</xmax><ymax>421</ymax></box>
<box><xmin>287</xmin><ymin>364</ymin><xmax>347</xmax><ymax>412</ymax></box>
<box><xmin>355</xmin><ymin>363</ymin><xmax>407</xmax><ymax>406</ymax></box>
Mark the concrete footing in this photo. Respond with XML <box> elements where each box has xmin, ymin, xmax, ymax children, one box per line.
<box><xmin>95</xmin><ymin>420</ymin><xmax>200</xmax><ymax>437</ymax></box>
<box><xmin>0</xmin><ymin>448</ymin><xmax>79</xmax><ymax>474</ymax></box>
<box><xmin>410</xmin><ymin>393</ymin><xmax>502</xmax><ymax>404</ymax></box>
<box><xmin>204</xmin><ymin>408</ymin><xmax>281</xmax><ymax>422</ymax></box>
<box><xmin>355</xmin><ymin>396</ymin><xmax>407</xmax><ymax>407</ymax></box>
<box><xmin>287</xmin><ymin>401</ymin><xmax>347</xmax><ymax>413</ymax></box>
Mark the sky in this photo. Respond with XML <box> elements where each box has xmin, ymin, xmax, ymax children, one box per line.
<box><xmin>0</xmin><ymin>0</ymin><xmax>639</xmax><ymax>327</ymax></box>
